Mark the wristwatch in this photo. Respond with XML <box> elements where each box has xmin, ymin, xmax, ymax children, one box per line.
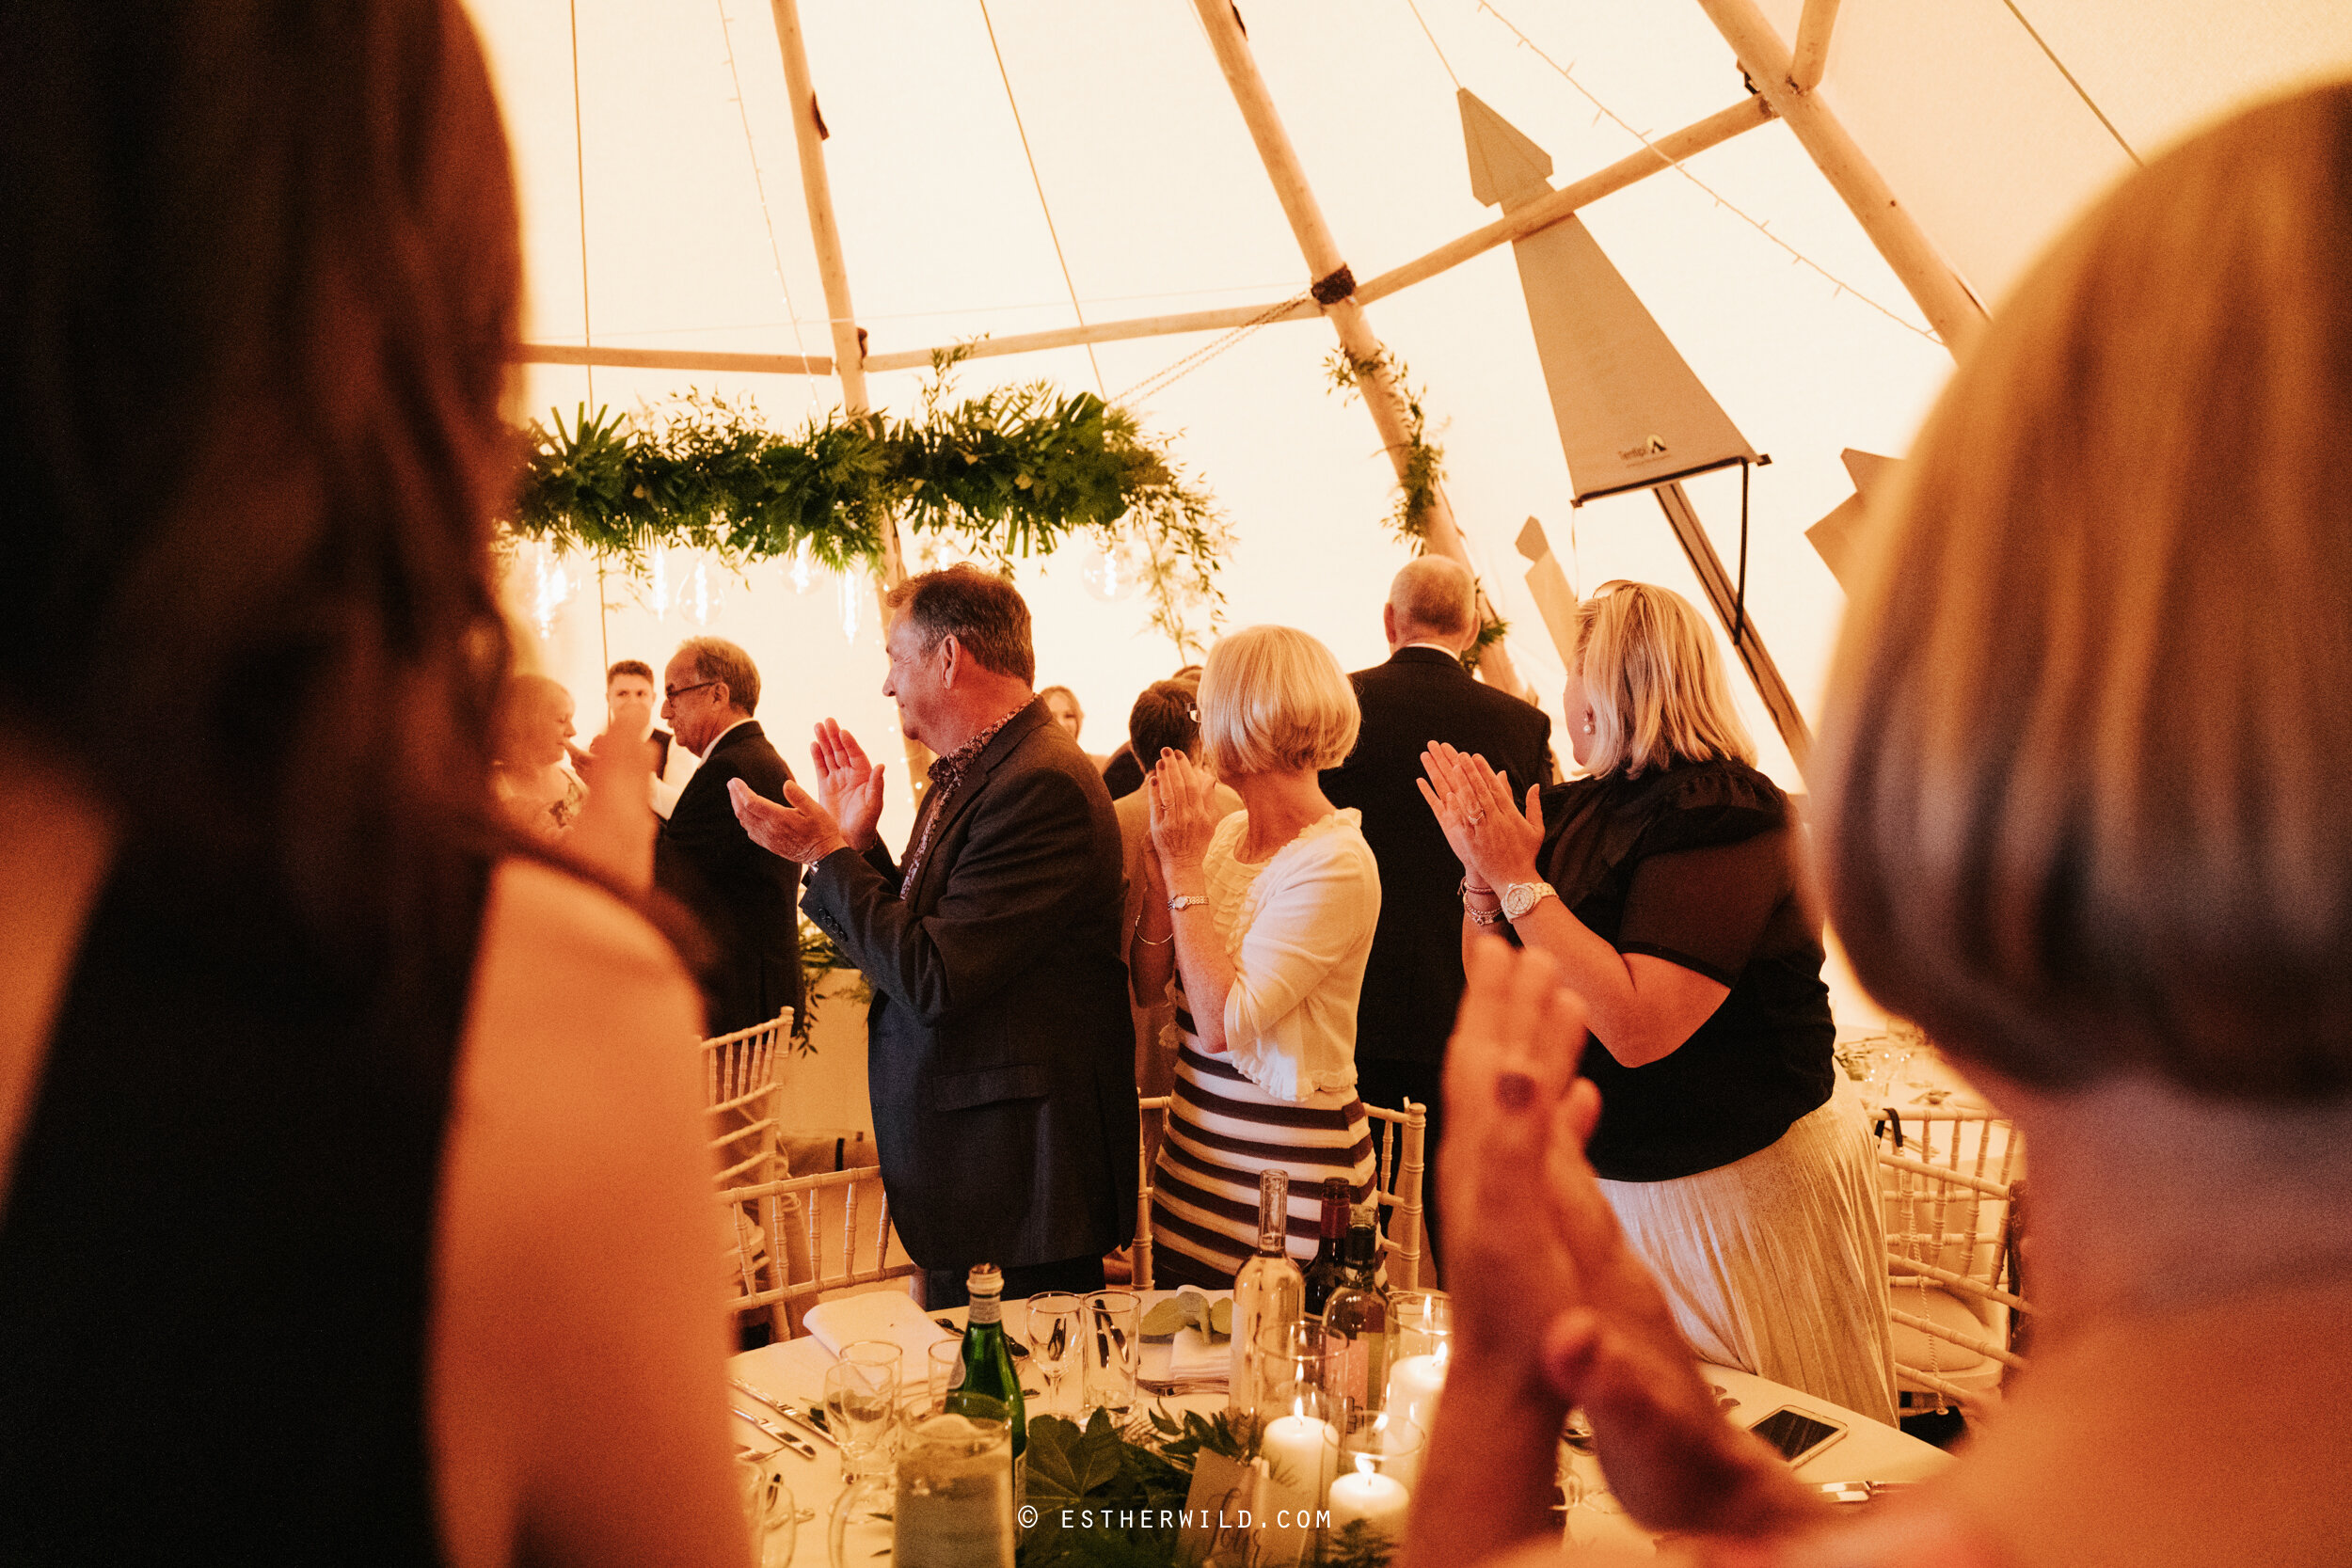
<box><xmin>1167</xmin><ymin>894</ymin><xmax>1209</xmax><ymax>913</ymax></box>
<box><xmin>1500</xmin><ymin>880</ymin><xmax>1558</xmax><ymax>921</ymax></box>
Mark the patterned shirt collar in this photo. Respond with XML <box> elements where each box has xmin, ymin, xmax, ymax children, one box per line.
<box><xmin>898</xmin><ymin>698</ymin><xmax>1033</xmax><ymax>898</ymax></box>
<box><xmin>925</xmin><ymin>701</ymin><xmax>1029</xmax><ymax>793</ymax></box>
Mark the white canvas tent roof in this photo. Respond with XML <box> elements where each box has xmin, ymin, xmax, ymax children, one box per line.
<box><xmin>470</xmin><ymin>0</ymin><xmax>2351</xmax><ymax>1023</ymax></box>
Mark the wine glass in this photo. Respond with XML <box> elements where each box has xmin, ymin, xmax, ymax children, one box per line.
<box><xmin>1025</xmin><ymin>1292</ymin><xmax>1083</xmax><ymax>1417</ymax></box>
<box><xmin>734</xmin><ymin>1449</ymin><xmax>798</xmax><ymax>1567</ymax></box>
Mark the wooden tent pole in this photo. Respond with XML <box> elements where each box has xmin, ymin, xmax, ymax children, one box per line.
<box><xmin>1788</xmin><ymin>0</ymin><xmax>1842</xmax><ymax>92</ymax></box>
<box><xmin>1187</xmin><ymin>0</ymin><xmax>1534</xmax><ymax>699</ymax></box>
<box><xmin>767</xmin><ymin>0</ymin><xmax>933</xmax><ymax>790</ymax></box>
<box><xmin>1693</xmin><ymin>0</ymin><xmax>1984</xmax><ymax>356</ymax></box>
<box><xmin>767</xmin><ymin>0</ymin><xmax>903</xmax><ymax>589</ymax></box>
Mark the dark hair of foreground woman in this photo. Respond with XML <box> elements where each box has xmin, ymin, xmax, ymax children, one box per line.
<box><xmin>0</xmin><ymin>5</ymin><xmax>748</xmax><ymax>1564</ymax></box>
<box><xmin>1403</xmin><ymin>82</ymin><xmax>2352</xmax><ymax>1568</ymax></box>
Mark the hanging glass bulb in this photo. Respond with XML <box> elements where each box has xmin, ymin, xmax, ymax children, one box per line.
<box><xmin>688</xmin><ymin>557</ymin><xmax>718</xmax><ymax>626</ymax></box>
<box><xmin>787</xmin><ymin>538</ymin><xmax>817</xmax><ymax>594</ymax></box>
<box><xmin>1079</xmin><ymin>536</ymin><xmax>1143</xmax><ymax>603</ymax></box>
<box><xmin>530</xmin><ymin>542</ymin><xmax>578</xmax><ymax>639</ymax></box>
<box><xmin>648</xmin><ymin>543</ymin><xmax>673</xmax><ymax>621</ymax></box>
<box><xmin>839</xmin><ymin>569</ymin><xmax>864</xmax><ymax>642</ymax></box>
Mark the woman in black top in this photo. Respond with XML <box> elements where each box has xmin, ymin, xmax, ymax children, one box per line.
<box><xmin>0</xmin><ymin>6</ymin><xmax>747</xmax><ymax>1564</ymax></box>
<box><xmin>1420</xmin><ymin>581</ymin><xmax>1892</xmax><ymax>1420</ymax></box>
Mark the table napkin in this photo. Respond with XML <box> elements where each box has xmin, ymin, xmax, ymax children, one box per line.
<box><xmin>803</xmin><ymin>1289</ymin><xmax>952</xmax><ymax>1363</ymax></box>
<box><xmin>1167</xmin><ymin>1326</ymin><xmax>1228</xmax><ymax>1383</ymax></box>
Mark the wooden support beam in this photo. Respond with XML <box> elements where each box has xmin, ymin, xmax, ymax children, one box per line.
<box><xmin>1694</xmin><ymin>0</ymin><xmax>1984</xmax><ymax>356</ymax></box>
<box><xmin>1789</xmin><ymin>0</ymin><xmax>1842</xmax><ymax>92</ymax></box>
<box><xmin>517</xmin><ymin>97</ymin><xmax>1772</xmax><ymax>387</ymax></box>
<box><xmin>1188</xmin><ymin>0</ymin><xmax>1533</xmax><ymax>699</ymax></box>
<box><xmin>1357</xmin><ymin>95</ymin><xmax>1775</xmax><ymax>306</ymax></box>
<box><xmin>516</xmin><ymin>343</ymin><xmax>832</xmax><ymax>377</ymax></box>
<box><xmin>1653</xmin><ymin>482</ymin><xmax>1812</xmax><ymax>774</ymax></box>
<box><xmin>861</xmin><ymin>299</ymin><xmax>1319</xmax><ymax>373</ymax></box>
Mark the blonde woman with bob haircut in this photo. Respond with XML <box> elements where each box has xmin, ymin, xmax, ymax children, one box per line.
<box><xmin>1397</xmin><ymin>82</ymin><xmax>2352</xmax><ymax>1568</ymax></box>
<box><xmin>1133</xmin><ymin>626</ymin><xmax>1383</xmax><ymax>1286</ymax></box>
<box><xmin>1420</xmin><ymin>580</ymin><xmax>1892</xmax><ymax>1420</ymax></box>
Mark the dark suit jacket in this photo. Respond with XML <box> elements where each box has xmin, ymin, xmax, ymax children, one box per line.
<box><xmin>654</xmin><ymin>721</ymin><xmax>804</xmax><ymax>1037</ymax></box>
<box><xmin>1322</xmin><ymin>647</ymin><xmax>1553</xmax><ymax>1066</ymax></box>
<box><xmin>800</xmin><ymin>699</ymin><xmax>1138</xmax><ymax>1273</ymax></box>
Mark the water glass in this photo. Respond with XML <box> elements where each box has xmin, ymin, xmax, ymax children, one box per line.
<box><xmin>735</xmin><ymin>1449</ymin><xmax>799</xmax><ymax>1567</ymax></box>
<box><xmin>827</xmin><ymin>1411</ymin><xmax>1015</xmax><ymax>1568</ymax></box>
<box><xmin>928</xmin><ymin>1339</ymin><xmax>965</xmax><ymax>1414</ymax></box>
<box><xmin>823</xmin><ymin>1350</ymin><xmax>900</xmax><ymax>1481</ymax></box>
<box><xmin>1025</xmin><ymin>1291</ymin><xmax>1084</xmax><ymax>1417</ymax></box>
<box><xmin>1080</xmin><ymin>1290</ymin><xmax>1140</xmax><ymax>1418</ymax></box>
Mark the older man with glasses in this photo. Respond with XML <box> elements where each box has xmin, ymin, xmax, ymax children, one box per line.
<box><xmin>652</xmin><ymin>637</ymin><xmax>803</xmax><ymax>1037</ymax></box>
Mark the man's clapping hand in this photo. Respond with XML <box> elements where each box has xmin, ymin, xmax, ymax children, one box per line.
<box><xmin>811</xmin><ymin>719</ymin><xmax>884</xmax><ymax>853</ymax></box>
<box><xmin>728</xmin><ymin>776</ymin><xmax>850</xmax><ymax>866</ymax></box>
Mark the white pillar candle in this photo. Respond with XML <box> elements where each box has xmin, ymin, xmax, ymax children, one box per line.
<box><xmin>1259</xmin><ymin>1413</ymin><xmax>1335</xmax><ymax>1506</ymax></box>
<box><xmin>1327</xmin><ymin>1455</ymin><xmax>1410</xmax><ymax>1542</ymax></box>
<box><xmin>1385</xmin><ymin>1353</ymin><xmax>1446</xmax><ymax>1436</ymax></box>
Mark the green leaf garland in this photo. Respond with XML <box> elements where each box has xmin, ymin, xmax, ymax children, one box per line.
<box><xmin>501</xmin><ymin>353</ymin><xmax>1232</xmax><ymax>657</ymax></box>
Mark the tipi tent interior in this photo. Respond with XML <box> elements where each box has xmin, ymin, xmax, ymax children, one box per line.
<box><xmin>474</xmin><ymin>0</ymin><xmax>2352</xmax><ymax>1090</ymax></box>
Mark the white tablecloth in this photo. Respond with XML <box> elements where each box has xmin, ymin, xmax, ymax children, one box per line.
<box><xmin>728</xmin><ymin>1291</ymin><xmax>1953</xmax><ymax>1560</ymax></box>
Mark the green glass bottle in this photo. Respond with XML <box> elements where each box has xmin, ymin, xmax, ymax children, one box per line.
<box><xmin>946</xmin><ymin>1263</ymin><xmax>1027</xmax><ymax>1465</ymax></box>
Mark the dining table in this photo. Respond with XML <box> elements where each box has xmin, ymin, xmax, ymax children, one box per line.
<box><xmin>729</xmin><ymin>1289</ymin><xmax>1953</xmax><ymax>1562</ymax></box>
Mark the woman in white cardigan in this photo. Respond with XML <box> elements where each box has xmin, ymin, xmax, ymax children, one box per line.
<box><xmin>1133</xmin><ymin>625</ymin><xmax>1382</xmax><ymax>1286</ymax></box>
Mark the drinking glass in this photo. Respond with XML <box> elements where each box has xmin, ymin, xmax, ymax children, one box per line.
<box><xmin>1080</xmin><ymin>1291</ymin><xmax>1141</xmax><ymax>1419</ymax></box>
<box><xmin>735</xmin><ymin>1449</ymin><xmax>799</xmax><ymax>1567</ymax></box>
<box><xmin>1025</xmin><ymin>1291</ymin><xmax>1083</xmax><ymax>1417</ymax></box>
<box><xmin>827</xmin><ymin>1411</ymin><xmax>1016</xmax><ymax>1568</ymax></box>
<box><xmin>1254</xmin><ymin>1317</ymin><xmax>1321</xmax><ymax>1414</ymax></box>
<box><xmin>927</xmin><ymin>1339</ymin><xmax>965</xmax><ymax>1415</ymax></box>
<box><xmin>822</xmin><ymin>1352</ymin><xmax>900</xmax><ymax>1481</ymax></box>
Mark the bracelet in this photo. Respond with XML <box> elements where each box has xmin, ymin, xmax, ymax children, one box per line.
<box><xmin>1466</xmin><ymin>905</ymin><xmax>1507</xmax><ymax>927</ymax></box>
<box><xmin>1136</xmin><ymin>931</ymin><xmax>1175</xmax><ymax>947</ymax></box>
<box><xmin>1167</xmin><ymin>894</ymin><xmax>1209</xmax><ymax>913</ymax></box>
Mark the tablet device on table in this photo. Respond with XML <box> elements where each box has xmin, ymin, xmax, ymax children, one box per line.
<box><xmin>1748</xmin><ymin>1405</ymin><xmax>1848</xmax><ymax>1465</ymax></box>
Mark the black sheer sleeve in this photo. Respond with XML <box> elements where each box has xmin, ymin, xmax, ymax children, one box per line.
<box><xmin>1616</xmin><ymin>827</ymin><xmax>1797</xmax><ymax>986</ymax></box>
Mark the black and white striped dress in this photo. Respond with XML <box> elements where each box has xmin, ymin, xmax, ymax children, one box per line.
<box><xmin>1149</xmin><ymin>811</ymin><xmax>1381</xmax><ymax>1287</ymax></box>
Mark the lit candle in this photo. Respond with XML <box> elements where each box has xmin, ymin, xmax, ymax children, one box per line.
<box><xmin>1259</xmin><ymin>1412</ymin><xmax>1335</xmax><ymax>1507</ymax></box>
<box><xmin>1385</xmin><ymin>1350</ymin><xmax>1447</xmax><ymax>1435</ymax></box>
<box><xmin>1327</xmin><ymin>1454</ymin><xmax>1410</xmax><ymax>1542</ymax></box>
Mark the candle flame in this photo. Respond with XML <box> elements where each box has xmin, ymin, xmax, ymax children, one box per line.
<box><xmin>1354</xmin><ymin>1454</ymin><xmax>1375</xmax><ymax>1479</ymax></box>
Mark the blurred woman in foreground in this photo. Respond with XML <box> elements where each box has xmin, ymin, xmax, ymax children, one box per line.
<box><xmin>0</xmin><ymin>6</ymin><xmax>743</xmax><ymax>1563</ymax></box>
<box><xmin>1405</xmin><ymin>82</ymin><xmax>2352</xmax><ymax>1568</ymax></box>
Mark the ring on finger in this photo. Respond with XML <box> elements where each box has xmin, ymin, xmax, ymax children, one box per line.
<box><xmin>1466</xmin><ymin>809</ymin><xmax>1486</xmax><ymax>824</ymax></box>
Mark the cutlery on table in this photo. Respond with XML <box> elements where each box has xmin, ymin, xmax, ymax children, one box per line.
<box><xmin>730</xmin><ymin>1378</ymin><xmax>836</xmax><ymax>1448</ymax></box>
<box><xmin>730</xmin><ymin>1406</ymin><xmax>817</xmax><ymax>1460</ymax></box>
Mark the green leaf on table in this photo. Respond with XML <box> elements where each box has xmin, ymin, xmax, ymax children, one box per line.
<box><xmin>1025</xmin><ymin>1411</ymin><xmax>1128</xmax><ymax>1510</ymax></box>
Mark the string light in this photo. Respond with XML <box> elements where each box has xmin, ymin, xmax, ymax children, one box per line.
<box><xmin>687</xmin><ymin>557</ymin><xmax>721</xmax><ymax>626</ymax></box>
<box><xmin>531</xmin><ymin>543</ymin><xmax>580</xmax><ymax>639</ymax></box>
<box><xmin>787</xmin><ymin>539</ymin><xmax>817</xmax><ymax>594</ymax></box>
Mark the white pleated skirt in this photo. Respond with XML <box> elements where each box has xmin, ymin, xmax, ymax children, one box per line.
<box><xmin>1598</xmin><ymin>1098</ymin><xmax>1897</xmax><ymax>1424</ymax></box>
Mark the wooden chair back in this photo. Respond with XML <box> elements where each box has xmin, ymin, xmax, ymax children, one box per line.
<box><xmin>721</xmin><ymin>1165</ymin><xmax>917</xmax><ymax>1338</ymax></box>
<box><xmin>1875</xmin><ymin>1107</ymin><xmax>2030</xmax><ymax>1408</ymax></box>
<box><xmin>701</xmin><ymin>1008</ymin><xmax>791</xmax><ymax>1186</ymax></box>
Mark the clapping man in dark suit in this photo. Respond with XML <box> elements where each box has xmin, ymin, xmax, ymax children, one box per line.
<box><xmin>729</xmin><ymin>565</ymin><xmax>1137</xmax><ymax>1307</ymax></box>
<box><xmin>653</xmin><ymin>637</ymin><xmax>803</xmax><ymax>1037</ymax></box>
<box><xmin>1321</xmin><ymin>556</ymin><xmax>1552</xmax><ymax>1273</ymax></box>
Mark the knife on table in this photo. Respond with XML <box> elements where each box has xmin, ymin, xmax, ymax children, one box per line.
<box><xmin>730</xmin><ymin>1405</ymin><xmax>817</xmax><ymax>1460</ymax></box>
<box><xmin>730</xmin><ymin>1378</ymin><xmax>836</xmax><ymax>1448</ymax></box>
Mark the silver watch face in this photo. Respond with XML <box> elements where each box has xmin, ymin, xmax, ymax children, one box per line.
<box><xmin>1502</xmin><ymin>881</ymin><xmax>1549</xmax><ymax>920</ymax></box>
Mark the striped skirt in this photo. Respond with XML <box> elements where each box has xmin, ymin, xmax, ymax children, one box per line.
<box><xmin>1150</xmin><ymin>1043</ymin><xmax>1375</xmax><ymax>1289</ymax></box>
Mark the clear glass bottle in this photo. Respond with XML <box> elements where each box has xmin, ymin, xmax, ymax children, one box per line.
<box><xmin>1300</xmin><ymin>1176</ymin><xmax>1351</xmax><ymax>1320</ymax></box>
<box><xmin>1229</xmin><ymin>1167</ymin><xmax>1304</xmax><ymax>1419</ymax></box>
<box><xmin>949</xmin><ymin>1264</ymin><xmax>1027</xmax><ymax>1467</ymax></box>
<box><xmin>1319</xmin><ymin>1207</ymin><xmax>1390</xmax><ymax>1413</ymax></box>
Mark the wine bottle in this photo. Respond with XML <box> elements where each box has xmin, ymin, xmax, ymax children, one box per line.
<box><xmin>948</xmin><ymin>1263</ymin><xmax>1027</xmax><ymax>1465</ymax></box>
<box><xmin>1228</xmin><ymin>1167</ymin><xmax>1304</xmax><ymax>1419</ymax></box>
<box><xmin>1300</xmin><ymin>1176</ymin><xmax>1351</xmax><ymax>1319</ymax></box>
<box><xmin>1319</xmin><ymin>1207</ymin><xmax>1390</xmax><ymax>1413</ymax></box>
